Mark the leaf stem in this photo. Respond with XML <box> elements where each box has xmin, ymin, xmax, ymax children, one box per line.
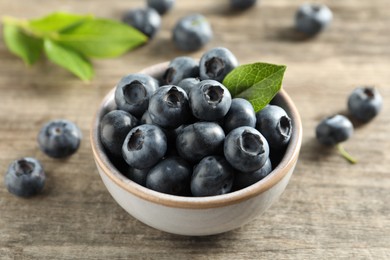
<box><xmin>336</xmin><ymin>143</ymin><xmax>357</xmax><ymax>164</ymax></box>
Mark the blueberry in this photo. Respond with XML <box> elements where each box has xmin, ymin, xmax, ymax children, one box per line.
<box><xmin>191</xmin><ymin>156</ymin><xmax>235</xmax><ymax>197</ymax></box>
<box><xmin>124</xmin><ymin>166</ymin><xmax>150</xmax><ymax>186</ymax></box>
<box><xmin>147</xmin><ymin>0</ymin><xmax>175</xmax><ymax>15</ymax></box>
<box><xmin>4</xmin><ymin>157</ymin><xmax>46</xmax><ymax>197</ymax></box>
<box><xmin>148</xmin><ymin>85</ymin><xmax>190</xmax><ymax>128</ymax></box>
<box><xmin>172</xmin><ymin>14</ymin><xmax>213</xmax><ymax>52</ymax></box>
<box><xmin>38</xmin><ymin>119</ymin><xmax>82</xmax><ymax>158</ymax></box>
<box><xmin>162</xmin><ymin>56</ymin><xmax>199</xmax><ymax>85</ymax></box>
<box><xmin>316</xmin><ymin>114</ymin><xmax>353</xmax><ymax>146</ymax></box>
<box><xmin>199</xmin><ymin>47</ymin><xmax>238</xmax><ymax>82</ymax></box>
<box><xmin>256</xmin><ymin>105</ymin><xmax>292</xmax><ymax>151</ymax></box>
<box><xmin>348</xmin><ymin>87</ymin><xmax>382</xmax><ymax>122</ymax></box>
<box><xmin>230</xmin><ymin>0</ymin><xmax>257</xmax><ymax>10</ymax></box>
<box><xmin>189</xmin><ymin>80</ymin><xmax>232</xmax><ymax>121</ymax></box>
<box><xmin>224</xmin><ymin>98</ymin><xmax>256</xmax><ymax>133</ymax></box>
<box><xmin>114</xmin><ymin>73</ymin><xmax>159</xmax><ymax>118</ymax></box>
<box><xmin>233</xmin><ymin>158</ymin><xmax>272</xmax><ymax>190</ymax></box>
<box><xmin>100</xmin><ymin>110</ymin><xmax>139</xmax><ymax>157</ymax></box>
<box><xmin>141</xmin><ymin>110</ymin><xmax>153</xmax><ymax>124</ymax></box>
<box><xmin>122</xmin><ymin>7</ymin><xmax>161</xmax><ymax>38</ymax></box>
<box><xmin>122</xmin><ymin>124</ymin><xmax>167</xmax><ymax>169</ymax></box>
<box><xmin>176</xmin><ymin>122</ymin><xmax>225</xmax><ymax>163</ymax></box>
<box><xmin>224</xmin><ymin>126</ymin><xmax>269</xmax><ymax>172</ymax></box>
<box><xmin>146</xmin><ymin>156</ymin><xmax>192</xmax><ymax>196</ymax></box>
<box><xmin>177</xmin><ymin>77</ymin><xmax>200</xmax><ymax>96</ymax></box>
<box><xmin>295</xmin><ymin>3</ymin><xmax>333</xmax><ymax>36</ymax></box>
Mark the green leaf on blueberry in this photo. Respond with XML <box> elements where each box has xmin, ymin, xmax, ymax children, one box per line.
<box><xmin>222</xmin><ymin>62</ymin><xmax>287</xmax><ymax>112</ymax></box>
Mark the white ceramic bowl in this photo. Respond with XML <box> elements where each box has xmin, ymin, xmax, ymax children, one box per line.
<box><xmin>90</xmin><ymin>62</ymin><xmax>302</xmax><ymax>236</ymax></box>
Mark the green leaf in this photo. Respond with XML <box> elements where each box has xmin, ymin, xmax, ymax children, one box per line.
<box><xmin>223</xmin><ymin>62</ymin><xmax>287</xmax><ymax>112</ymax></box>
<box><xmin>3</xmin><ymin>23</ymin><xmax>43</xmax><ymax>65</ymax></box>
<box><xmin>43</xmin><ymin>39</ymin><xmax>93</xmax><ymax>81</ymax></box>
<box><xmin>28</xmin><ymin>12</ymin><xmax>94</xmax><ymax>34</ymax></box>
<box><xmin>55</xmin><ymin>18</ymin><xmax>148</xmax><ymax>58</ymax></box>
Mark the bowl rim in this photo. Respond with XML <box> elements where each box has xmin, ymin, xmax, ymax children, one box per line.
<box><xmin>90</xmin><ymin>62</ymin><xmax>302</xmax><ymax>209</ymax></box>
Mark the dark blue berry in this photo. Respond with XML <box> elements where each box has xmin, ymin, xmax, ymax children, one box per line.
<box><xmin>233</xmin><ymin>158</ymin><xmax>272</xmax><ymax>190</ymax></box>
<box><xmin>146</xmin><ymin>157</ymin><xmax>191</xmax><ymax>196</ymax></box>
<box><xmin>122</xmin><ymin>124</ymin><xmax>167</xmax><ymax>169</ymax></box>
<box><xmin>38</xmin><ymin>119</ymin><xmax>82</xmax><ymax>158</ymax></box>
<box><xmin>224</xmin><ymin>98</ymin><xmax>256</xmax><ymax>133</ymax></box>
<box><xmin>122</xmin><ymin>7</ymin><xmax>161</xmax><ymax>38</ymax></box>
<box><xmin>256</xmin><ymin>105</ymin><xmax>292</xmax><ymax>151</ymax></box>
<box><xmin>147</xmin><ymin>0</ymin><xmax>175</xmax><ymax>15</ymax></box>
<box><xmin>114</xmin><ymin>73</ymin><xmax>159</xmax><ymax>118</ymax></box>
<box><xmin>230</xmin><ymin>0</ymin><xmax>257</xmax><ymax>10</ymax></box>
<box><xmin>124</xmin><ymin>167</ymin><xmax>149</xmax><ymax>186</ymax></box>
<box><xmin>100</xmin><ymin>110</ymin><xmax>139</xmax><ymax>157</ymax></box>
<box><xmin>4</xmin><ymin>157</ymin><xmax>46</xmax><ymax>197</ymax></box>
<box><xmin>191</xmin><ymin>156</ymin><xmax>235</xmax><ymax>197</ymax></box>
<box><xmin>224</xmin><ymin>126</ymin><xmax>269</xmax><ymax>172</ymax></box>
<box><xmin>189</xmin><ymin>80</ymin><xmax>232</xmax><ymax>121</ymax></box>
<box><xmin>177</xmin><ymin>77</ymin><xmax>200</xmax><ymax>95</ymax></box>
<box><xmin>348</xmin><ymin>87</ymin><xmax>382</xmax><ymax>122</ymax></box>
<box><xmin>295</xmin><ymin>3</ymin><xmax>333</xmax><ymax>36</ymax></box>
<box><xmin>176</xmin><ymin>122</ymin><xmax>225</xmax><ymax>163</ymax></box>
<box><xmin>199</xmin><ymin>47</ymin><xmax>238</xmax><ymax>82</ymax></box>
<box><xmin>172</xmin><ymin>14</ymin><xmax>213</xmax><ymax>52</ymax></box>
<box><xmin>316</xmin><ymin>114</ymin><xmax>353</xmax><ymax>146</ymax></box>
<box><xmin>162</xmin><ymin>56</ymin><xmax>199</xmax><ymax>85</ymax></box>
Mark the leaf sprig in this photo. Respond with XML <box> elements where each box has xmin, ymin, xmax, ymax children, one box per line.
<box><xmin>2</xmin><ymin>12</ymin><xmax>148</xmax><ymax>81</ymax></box>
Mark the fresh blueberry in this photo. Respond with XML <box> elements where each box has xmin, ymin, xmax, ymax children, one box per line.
<box><xmin>148</xmin><ymin>85</ymin><xmax>190</xmax><ymax>128</ymax></box>
<box><xmin>122</xmin><ymin>7</ymin><xmax>161</xmax><ymax>38</ymax></box>
<box><xmin>256</xmin><ymin>105</ymin><xmax>292</xmax><ymax>151</ymax></box>
<box><xmin>189</xmin><ymin>80</ymin><xmax>232</xmax><ymax>121</ymax></box>
<box><xmin>141</xmin><ymin>110</ymin><xmax>153</xmax><ymax>124</ymax></box>
<box><xmin>230</xmin><ymin>0</ymin><xmax>257</xmax><ymax>10</ymax></box>
<box><xmin>172</xmin><ymin>14</ymin><xmax>213</xmax><ymax>52</ymax></box>
<box><xmin>147</xmin><ymin>0</ymin><xmax>175</xmax><ymax>15</ymax></box>
<box><xmin>122</xmin><ymin>124</ymin><xmax>167</xmax><ymax>169</ymax></box>
<box><xmin>176</xmin><ymin>122</ymin><xmax>225</xmax><ymax>163</ymax></box>
<box><xmin>4</xmin><ymin>157</ymin><xmax>46</xmax><ymax>197</ymax></box>
<box><xmin>191</xmin><ymin>156</ymin><xmax>235</xmax><ymax>197</ymax></box>
<box><xmin>224</xmin><ymin>98</ymin><xmax>256</xmax><ymax>133</ymax></box>
<box><xmin>348</xmin><ymin>87</ymin><xmax>383</xmax><ymax>122</ymax></box>
<box><xmin>124</xmin><ymin>166</ymin><xmax>150</xmax><ymax>186</ymax></box>
<box><xmin>114</xmin><ymin>73</ymin><xmax>159</xmax><ymax>118</ymax></box>
<box><xmin>233</xmin><ymin>158</ymin><xmax>272</xmax><ymax>190</ymax></box>
<box><xmin>224</xmin><ymin>126</ymin><xmax>269</xmax><ymax>172</ymax></box>
<box><xmin>146</xmin><ymin>156</ymin><xmax>192</xmax><ymax>196</ymax></box>
<box><xmin>295</xmin><ymin>3</ymin><xmax>333</xmax><ymax>36</ymax></box>
<box><xmin>162</xmin><ymin>56</ymin><xmax>199</xmax><ymax>85</ymax></box>
<box><xmin>177</xmin><ymin>77</ymin><xmax>200</xmax><ymax>96</ymax></box>
<box><xmin>199</xmin><ymin>47</ymin><xmax>238</xmax><ymax>82</ymax></box>
<box><xmin>38</xmin><ymin>119</ymin><xmax>82</xmax><ymax>158</ymax></box>
<box><xmin>100</xmin><ymin>110</ymin><xmax>139</xmax><ymax>157</ymax></box>
<box><xmin>316</xmin><ymin>114</ymin><xmax>353</xmax><ymax>146</ymax></box>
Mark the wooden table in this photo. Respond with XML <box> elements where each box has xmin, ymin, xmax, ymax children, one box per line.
<box><xmin>1</xmin><ymin>0</ymin><xmax>389</xmax><ymax>259</ymax></box>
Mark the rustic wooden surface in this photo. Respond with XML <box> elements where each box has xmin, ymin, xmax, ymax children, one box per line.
<box><xmin>1</xmin><ymin>0</ymin><xmax>389</xmax><ymax>259</ymax></box>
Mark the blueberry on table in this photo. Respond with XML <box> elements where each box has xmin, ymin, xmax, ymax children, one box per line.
<box><xmin>162</xmin><ymin>56</ymin><xmax>199</xmax><ymax>85</ymax></box>
<box><xmin>172</xmin><ymin>14</ymin><xmax>213</xmax><ymax>52</ymax></box>
<box><xmin>295</xmin><ymin>3</ymin><xmax>333</xmax><ymax>36</ymax></box>
<box><xmin>176</xmin><ymin>122</ymin><xmax>225</xmax><ymax>163</ymax></box>
<box><xmin>146</xmin><ymin>156</ymin><xmax>192</xmax><ymax>196</ymax></box>
<box><xmin>114</xmin><ymin>73</ymin><xmax>159</xmax><ymax>117</ymax></box>
<box><xmin>233</xmin><ymin>158</ymin><xmax>272</xmax><ymax>190</ymax></box>
<box><xmin>224</xmin><ymin>98</ymin><xmax>256</xmax><ymax>133</ymax></box>
<box><xmin>191</xmin><ymin>156</ymin><xmax>235</xmax><ymax>197</ymax></box>
<box><xmin>4</xmin><ymin>157</ymin><xmax>46</xmax><ymax>197</ymax></box>
<box><xmin>148</xmin><ymin>85</ymin><xmax>190</xmax><ymax>129</ymax></box>
<box><xmin>122</xmin><ymin>124</ymin><xmax>167</xmax><ymax>169</ymax></box>
<box><xmin>147</xmin><ymin>0</ymin><xmax>175</xmax><ymax>15</ymax></box>
<box><xmin>348</xmin><ymin>87</ymin><xmax>382</xmax><ymax>122</ymax></box>
<box><xmin>199</xmin><ymin>47</ymin><xmax>238</xmax><ymax>82</ymax></box>
<box><xmin>38</xmin><ymin>119</ymin><xmax>82</xmax><ymax>158</ymax></box>
<box><xmin>256</xmin><ymin>105</ymin><xmax>292</xmax><ymax>151</ymax></box>
<box><xmin>100</xmin><ymin>110</ymin><xmax>139</xmax><ymax>157</ymax></box>
<box><xmin>224</xmin><ymin>126</ymin><xmax>269</xmax><ymax>172</ymax></box>
<box><xmin>316</xmin><ymin>114</ymin><xmax>353</xmax><ymax>146</ymax></box>
<box><xmin>189</xmin><ymin>80</ymin><xmax>232</xmax><ymax>121</ymax></box>
<box><xmin>122</xmin><ymin>7</ymin><xmax>161</xmax><ymax>38</ymax></box>
<box><xmin>177</xmin><ymin>77</ymin><xmax>201</xmax><ymax>96</ymax></box>
<box><xmin>230</xmin><ymin>0</ymin><xmax>257</xmax><ymax>10</ymax></box>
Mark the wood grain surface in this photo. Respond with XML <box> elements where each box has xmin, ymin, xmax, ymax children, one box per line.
<box><xmin>1</xmin><ymin>0</ymin><xmax>389</xmax><ymax>259</ymax></box>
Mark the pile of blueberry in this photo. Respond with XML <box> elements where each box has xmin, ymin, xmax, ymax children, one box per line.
<box><xmin>99</xmin><ymin>47</ymin><xmax>292</xmax><ymax>197</ymax></box>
